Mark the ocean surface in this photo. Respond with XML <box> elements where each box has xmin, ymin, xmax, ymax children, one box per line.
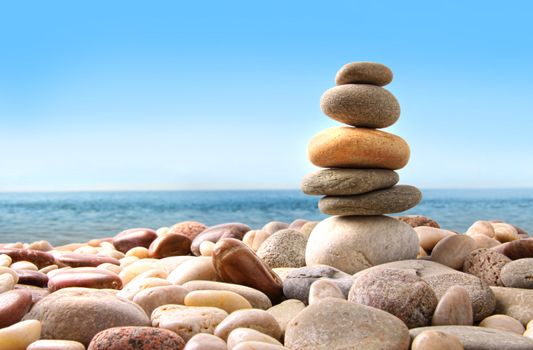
<box><xmin>0</xmin><ymin>189</ymin><xmax>532</xmax><ymax>245</ymax></box>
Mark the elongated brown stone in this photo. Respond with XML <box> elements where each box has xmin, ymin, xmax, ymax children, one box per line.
<box><xmin>191</xmin><ymin>223</ymin><xmax>251</xmax><ymax>256</ymax></box>
<box><xmin>212</xmin><ymin>238</ymin><xmax>283</xmax><ymax>303</ymax></box>
<box><xmin>48</xmin><ymin>267</ymin><xmax>122</xmax><ymax>292</ymax></box>
<box><xmin>493</xmin><ymin>239</ymin><xmax>533</xmax><ymax>260</ymax></box>
<box><xmin>112</xmin><ymin>228</ymin><xmax>158</xmax><ymax>253</ymax></box>
<box><xmin>0</xmin><ymin>290</ymin><xmax>33</xmax><ymax>328</ymax></box>
<box><xmin>14</xmin><ymin>269</ymin><xmax>48</xmax><ymax>287</ymax></box>
<box><xmin>149</xmin><ymin>234</ymin><xmax>191</xmax><ymax>258</ymax></box>
<box><xmin>0</xmin><ymin>248</ymin><xmax>56</xmax><ymax>269</ymax></box>
<box><xmin>56</xmin><ymin>253</ymin><xmax>120</xmax><ymax>268</ymax></box>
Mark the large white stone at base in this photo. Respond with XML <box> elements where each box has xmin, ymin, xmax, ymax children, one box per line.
<box><xmin>305</xmin><ymin>215</ymin><xmax>419</xmax><ymax>274</ymax></box>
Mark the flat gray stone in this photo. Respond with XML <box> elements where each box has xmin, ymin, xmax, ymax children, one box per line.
<box><xmin>410</xmin><ymin>326</ymin><xmax>533</xmax><ymax>350</ymax></box>
<box><xmin>301</xmin><ymin>168</ymin><xmax>399</xmax><ymax>196</ymax></box>
<box><xmin>319</xmin><ymin>185</ymin><xmax>422</xmax><ymax>215</ymax></box>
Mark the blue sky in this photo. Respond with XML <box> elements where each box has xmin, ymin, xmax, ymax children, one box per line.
<box><xmin>1</xmin><ymin>1</ymin><xmax>532</xmax><ymax>191</ymax></box>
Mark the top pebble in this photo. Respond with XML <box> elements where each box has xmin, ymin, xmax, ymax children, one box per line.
<box><xmin>335</xmin><ymin>62</ymin><xmax>393</xmax><ymax>86</ymax></box>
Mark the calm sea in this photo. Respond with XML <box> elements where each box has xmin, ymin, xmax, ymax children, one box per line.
<box><xmin>0</xmin><ymin>189</ymin><xmax>531</xmax><ymax>245</ymax></box>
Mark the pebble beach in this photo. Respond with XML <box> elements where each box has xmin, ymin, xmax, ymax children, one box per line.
<box><xmin>1</xmin><ymin>62</ymin><xmax>533</xmax><ymax>350</ymax></box>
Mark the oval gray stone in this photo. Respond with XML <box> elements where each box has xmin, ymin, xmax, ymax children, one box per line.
<box><xmin>256</xmin><ymin>229</ymin><xmax>307</xmax><ymax>269</ymax></box>
<box><xmin>500</xmin><ymin>258</ymin><xmax>533</xmax><ymax>288</ymax></box>
<box><xmin>301</xmin><ymin>168</ymin><xmax>399</xmax><ymax>196</ymax></box>
<box><xmin>320</xmin><ymin>85</ymin><xmax>400</xmax><ymax>128</ymax></box>
<box><xmin>318</xmin><ymin>185</ymin><xmax>422</xmax><ymax>216</ymax></box>
<box><xmin>335</xmin><ymin>62</ymin><xmax>393</xmax><ymax>86</ymax></box>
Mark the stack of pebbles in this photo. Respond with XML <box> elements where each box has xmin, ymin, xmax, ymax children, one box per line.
<box><xmin>302</xmin><ymin>62</ymin><xmax>422</xmax><ymax>274</ymax></box>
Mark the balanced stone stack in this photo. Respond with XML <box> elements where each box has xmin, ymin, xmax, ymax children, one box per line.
<box><xmin>302</xmin><ymin>62</ymin><xmax>422</xmax><ymax>274</ymax></box>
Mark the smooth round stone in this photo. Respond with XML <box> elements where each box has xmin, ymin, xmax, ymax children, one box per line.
<box><xmin>262</xmin><ymin>221</ymin><xmax>289</xmax><ymax>235</ymax></box>
<box><xmin>282</xmin><ymin>265</ymin><xmax>352</xmax><ymax>304</ymax></box>
<box><xmin>320</xmin><ymin>84</ymin><xmax>400</xmax><ymax>128</ymax></box>
<box><xmin>348</xmin><ymin>268</ymin><xmax>437</xmax><ymax>328</ymax></box>
<box><xmin>133</xmin><ymin>285</ymin><xmax>188</xmax><ymax>316</ymax></box>
<box><xmin>285</xmin><ymin>298</ymin><xmax>409</xmax><ymax>350</ymax></box>
<box><xmin>191</xmin><ymin>223</ymin><xmax>251</xmax><ymax>256</ymax></box>
<box><xmin>168</xmin><ymin>221</ymin><xmax>208</xmax><ymax>240</ymax></box>
<box><xmin>471</xmin><ymin>234</ymin><xmax>501</xmax><ymax>249</ymax></box>
<box><xmin>306</xmin><ymin>216</ymin><xmax>419</xmax><ymax>274</ymax></box>
<box><xmin>56</xmin><ymin>253</ymin><xmax>120</xmax><ymax>267</ymax></box>
<box><xmin>335</xmin><ymin>61</ymin><xmax>393</xmax><ymax>86</ymax></box>
<box><xmin>463</xmin><ymin>248</ymin><xmax>511</xmax><ymax>286</ymax></box>
<box><xmin>48</xmin><ymin>267</ymin><xmax>122</xmax><ymax>291</ymax></box>
<box><xmin>352</xmin><ymin>260</ymin><xmax>496</xmax><ymax>322</ymax></box>
<box><xmin>97</xmin><ymin>262</ymin><xmax>121</xmax><ymax>274</ymax></box>
<box><xmin>0</xmin><ymin>248</ymin><xmax>56</xmax><ymax>269</ymax></box>
<box><xmin>119</xmin><ymin>259</ymin><xmax>162</xmax><ymax>284</ymax></box>
<box><xmin>125</xmin><ymin>247</ymin><xmax>150</xmax><ymax>259</ymax></box>
<box><xmin>256</xmin><ymin>229</ymin><xmax>306</xmax><ymax>268</ymax></box>
<box><xmin>88</xmin><ymin>326</ymin><xmax>185</xmax><ymax>350</ymax></box>
<box><xmin>397</xmin><ymin>215</ymin><xmax>440</xmax><ymax>228</ymax></box>
<box><xmin>11</xmin><ymin>260</ymin><xmax>38</xmax><ymax>270</ymax></box>
<box><xmin>24</xmin><ymin>288</ymin><xmax>150</xmax><ymax>346</ymax></box>
<box><xmin>299</xmin><ymin>221</ymin><xmax>318</xmax><ymax>238</ymax></box>
<box><xmin>233</xmin><ymin>342</ymin><xmax>288</xmax><ymax>350</ymax></box>
<box><xmin>492</xmin><ymin>223</ymin><xmax>519</xmax><ymax>242</ymax></box>
<box><xmin>27</xmin><ymin>340</ymin><xmax>85</xmax><ymax>350</ymax></box>
<box><xmin>491</xmin><ymin>286</ymin><xmax>533</xmax><ymax>325</ymax></box>
<box><xmin>501</xmin><ymin>258</ymin><xmax>533</xmax><ymax>288</ymax></box>
<box><xmin>185</xmin><ymin>290</ymin><xmax>252</xmax><ymax>313</ymax></box>
<box><xmin>152</xmin><ymin>304</ymin><xmax>228</xmax><ymax>342</ymax></box>
<box><xmin>266</xmin><ymin>299</ymin><xmax>305</xmax><ymax>336</ymax></box>
<box><xmin>431</xmin><ymin>234</ymin><xmax>477</xmax><ymax>270</ymax></box>
<box><xmin>212</xmin><ymin>238</ymin><xmax>283</xmax><ymax>303</ymax></box>
<box><xmin>183</xmin><ymin>333</ymin><xmax>227</xmax><ymax>350</ymax></box>
<box><xmin>199</xmin><ymin>240</ymin><xmax>216</xmax><ymax>256</ymax></box>
<box><xmin>308</xmin><ymin>126</ymin><xmax>410</xmax><ymax>170</ymax></box>
<box><xmin>148</xmin><ymin>233</ymin><xmax>192</xmax><ymax>258</ymax></box>
<box><xmin>432</xmin><ymin>285</ymin><xmax>473</xmax><ymax>326</ymax></box>
<box><xmin>112</xmin><ymin>228</ymin><xmax>158</xmax><ymax>253</ymax></box>
<box><xmin>182</xmin><ymin>280</ymin><xmax>272</xmax><ymax>310</ymax></box>
<box><xmin>308</xmin><ymin>279</ymin><xmax>344</xmax><ymax>305</ymax></box>
<box><xmin>14</xmin><ymin>269</ymin><xmax>48</xmax><ymax>287</ymax></box>
<box><xmin>415</xmin><ymin>226</ymin><xmax>456</xmax><ymax>251</ymax></box>
<box><xmin>118</xmin><ymin>277</ymin><xmax>170</xmax><ymax>300</ymax></box>
<box><xmin>0</xmin><ymin>253</ymin><xmax>13</xmax><ymax>266</ymax></box>
<box><xmin>411</xmin><ymin>330</ymin><xmax>464</xmax><ymax>350</ymax></box>
<box><xmin>410</xmin><ymin>326</ymin><xmax>533</xmax><ymax>350</ymax></box>
<box><xmin>0</xmin><ymin>273</ymin><xmax>15</xmax><ymax>293</ymax></box>
<box><xmin>479</xmin><ymin>314</ymin><xmax>525</xmax><ymax>334</ymax></box>
<box><xmin>319</xmin><ymin>185</ymin><xmax>422</xmax><ymax>215</ymax></box>
<box><xmin>243</xmin><ymin>230</ymin><xmax>271</xmax><ymax>251</ymax></box>
<box><xmin>0</xmin><ymin>289</ymin><xmax>32</xmax><ymax>328</ymax></box>
<box><xmin>0</xmin><ymin>266</ymin><xmax>19</xmax><ymax>283</ymax></box>
<box><xmin>167</xmin><ymin>256</ymin><xmax>218</xmax><ymax>285</ymax></box>
<box><xmin>214</xmin><ymin>309</ymin><xmax>282</xmax><ymax>341</ymax></box>
<box><xmin>0</xmin><ymin>320</ymin><xmax>41</xmax><ymax>350</ymax></box>
<box><xmin>493</xmin><ymin>239</ymin><xmax>533</xmax><ymax>259</ymax></box>
<box><xmin>227</xmin><ymin>328</ymin><xmax>282</xmax><ymax>349</ymax></box>
<box><xmin>466</xmin><ymin>221</ymin><xmax>496</xmax><ymax>238</ymax></box>
<box><xmin>14</xmin><ymin>284</ymin><xmax>49</xmax><ymax>304</ymax></box>
<box><xmin>301</xmin><ymin>168</ymin><xmax>399</xmax><ymax>196</ymax></box>
<box><xmin>288</xmin><ymin>219</ymin><xmax>308</xmax><ymax>230</ymax></box>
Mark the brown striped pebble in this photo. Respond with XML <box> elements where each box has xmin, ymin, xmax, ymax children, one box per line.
<box><xmin>112</xmin><ymin>228</ymin><xmax>158</xmax><ymax>253</ymax></box>
<box><xmin>56</xmin><ymin>253</ymin><xmax>120</xmax><ymax>268</ymax></box>
<box><xmin>0</xmin><ymin>248</ymin><xmax>56</xmax><ymax>269</ymax></box>
<box><xmin>48</xmin><ymin>267</ymin><xmax>122</xmax><ymax>291</ymax></box>
<box><xmin>148</xmin><ymin>233</ymin><xmax>191</xmax><ymax>258</ymax></box>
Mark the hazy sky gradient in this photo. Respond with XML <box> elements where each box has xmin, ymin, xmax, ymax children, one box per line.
<box><xmin>1</xmin><ymin>1</ymin><xmax>532</xmax><ymax>191</ymax></box>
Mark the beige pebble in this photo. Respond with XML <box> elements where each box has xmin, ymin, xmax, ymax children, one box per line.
<box><xmin>430</xmin><ymin>234</ymin><xmax>476</xmax><ymax>270</ymax></box>
<box><xmin>119</xmin><ymin>256</ymin><xmax>139</xmax><ymax>268</ymax></box>
<box><xmin>118</xmin><ymin>277</ymin><xmax>170</xmax><ymax>300</ymax></box>
<box><xmin>125</xmin><ymin>246</ymin><xmax>150</xmax><ymax>259</ymax></box>
<box><xmin>525</xmin><ymin>328</ymin><xmax>533</xmax><ymax>339</ymax></box>
<box><xmin>470</xmin><ymin>233</ymin><xmax>501</xmax><ymax>249</ymax></box>
<box><xmin>0</xmin><ymin>266</ymin><xmax>19</xmax><ymax>284</ymax></box>
<box><xmin>466</xmin><ymin>221</ymin><xmax>496</xmax><ymax>238</ymax></box>
<box><xmin>10</xmin><ymin>260</ymin><xmax>38</xmax><ymax>271</ymax></box>
<box><xmin>27</xmin><ymin>240</ymin><xmax>54</xmax><ymax>251</ymax></box>
<box><xmin>27</xmin><ymin>339</ymin><xmax>85</xmax><ymax>350</ymax></box>
<box><xmin>39</xmin><ymin>264</ymin><xmax>58</xmax><ymax>274</ymax></box>
<box><xmin>0</xmin><ymin>273</ymin><xmax>15</xmax><ymax>293</ymax></box>
<box><xmin>243</xmin><ymin>230</ymin><xmax>271</xmax><ymax>251</ymax></box>
<box><xmin>415</xmin><ymin>226</ymin><xmax>455</xmax><ymax>251</ymax></box>
<box><xmin>418</xmin><ymin>246</ymin><xmax>428</xmax><ymax>258</ymax></box>
<box><xmin>130</xmin><ymin>268</ymin><xmax>168</xmax><ymax>282</ymax></box>
<box><xmin>157</xmin><ymin>227</ymin><xmax>170</xmax><ymax>236</ymax></box>
<box><xmin>119</xmin><ymin>259</ymin><xmax>160</xmax><ymax>284</ymax></box>
<box><xmin>98</xmin><ymin>249</ymin><xmax>124</xmax><ymax>260</ymax></box>
<box><xmin>233</xmin><ymin>342</ymin><xmax>288</xmax><ymax>350</ymax></box>
<box><xmin>308</xmin><ymin>279</ymin><xmax>345</xmax><ymax>305</ymax></box>
<box><xmin>432</xmin><ymin>285</ymin><xmax>473</xmax><ymax>326</ymax></box>
<box><xmin>0</xmin><ymin>320</ymin><xmax>42</xmax><ymax>350</ymax></box>
<box><xmin>266</xmin><ymin>299</ymin><xmax>305</xmax><ymax>336</ymax></box>
<box><xmin>479</xmin><ymin>314</ymin><xmax>525</xmax><ymax>334</ymax></box>
<box><xmin>183</xmin><ymin>333</ymin><xmax>227</xmax><ymax>350</ymax></box>
<box><xmin>99</xmin><ymin>241</ymin><xmax>116</xmax><ymax>250</ymax></box>
<box><xmin>411</xmin><ymin>330</ymin><xmax>463</xmax><ymax>350</ymax></box>
<box><xmin>0</xmin><ymin>254</ymin><xmax>13</xmax><ymax>267</ymax></box>
<box><xmin>215</xmin><ymin>309</ymin><xmax>282</xmax><ymax>341</ymax></box>
<box><xmin>227</xmin><ymin>328</ymin><xmax>282</xmax><ymax>349</ymax></box>
<box><xmin>185</xmin><ymin>290</ymin><xmax>252</xmax><ymax>313</ymax></box>
<box><xmin>199</xmin><ymin>241</ymin><xmax>216</xmax><ymax>256</ymax></box>
<box><xmin>133</xmin><ymin>285</ymin><xmax>189</xmax><ymax>316</ymax></box>
<box><xmin>4</xmin><ymin>242</ymin><xmax>24</xmax><ymax>249</ymax></box>
<box><xmin>74</xmin><ymin>246</ymin><xmax>99</xmax><ymax>255</ymax></box>
<box><xmin>97</xmin><ymin>262</ymin><xmax>122</xmax><ymax>274</ymax></box>
<box><xmin>167</xmin><ymin>257</ymin><xmax>218</xmax><ymax>285</ymax></box>
<box><xmin>492</xmin><ymin>223</ymin><xmax>519</xmax><ymax>242</ymax></box>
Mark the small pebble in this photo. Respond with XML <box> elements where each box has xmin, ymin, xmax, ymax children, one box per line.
<box><xmin>227</xmin><ymin>328</ymin><xmax>282</xmax><ymax>349</ymax></box>
<box><xmin>214</xmin><ymin>309</ymin><xmax>282</xmax><ymax>341</ymax></box>
<box><xmin>479</xmin><ymin>314</ymin><xmax>525</xmax><ymax>335</ymax></box>
<box><xmin>432</xmin><ymin>285</ymin><xmax>473</xmax><ymax>326</ymax></box>
<box><xmin>308</xmin><ymin>278</ymin><xmax>344</xmax><ymax>305</ymax></box>
<box><xmin>0</xmin><ymin>320</ymin><xmax>42</xmax><ymax>350</ymax></box>
<box><xmin>184</xmin><ymin>290</ymin><xmax>253</xmax><ymax>313</ymax></box>
<box><xmin>10</xmin><ymin>260</ymin><xmax>38</xmax><ymax>271</ymax></box>
<box><xmin>27</xmin><ymin>340</ymin><xmax>86</xmax><ymax>350</ymax></box>
<box><xmin>411</xmin><ymin>330</ymin><xmax>464</xmax><ymax>350</ymax></box>
<box><xmin>183</xmin><ymin>333</ymin><xmax>227</xmax><ymax>350</ymax></box>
